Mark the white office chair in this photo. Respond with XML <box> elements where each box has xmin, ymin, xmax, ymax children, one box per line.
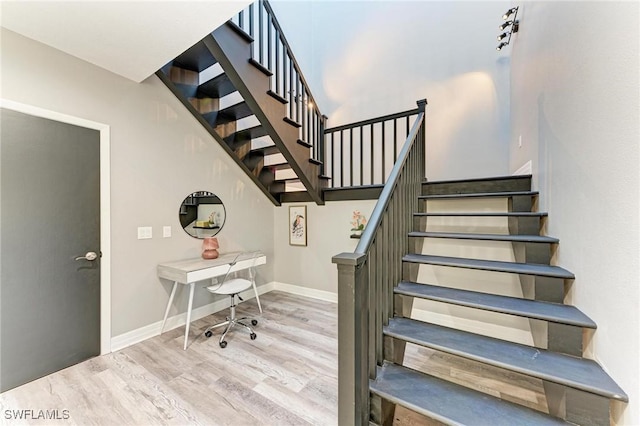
<box><xmin>203</xmin><ymin>252</ymin><xmax>262</xmax><ymax>348</ymax></box>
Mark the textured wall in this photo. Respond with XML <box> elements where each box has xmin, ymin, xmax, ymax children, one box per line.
<box><xmin>509</xmin><ymin>3</ymin><xmax>640</xmax><ymax>423</ymax></box>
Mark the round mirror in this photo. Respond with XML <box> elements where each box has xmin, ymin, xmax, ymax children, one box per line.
<box><xmin>179</xmin><ymin>191</ymin><xmax>226</xmax><ymax>238</ymax></box>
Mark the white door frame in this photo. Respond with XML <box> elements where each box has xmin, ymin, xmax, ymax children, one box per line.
<box><xmin>1</xmin><ymin>99</ymin><xmax>112</xmax><ymax>355</ymax></box>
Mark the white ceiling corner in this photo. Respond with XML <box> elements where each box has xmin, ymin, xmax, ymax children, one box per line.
<box><xmin>0</xmin><ymin>1</ymin><xmax>253</xmax><ymax>83</ymax></box>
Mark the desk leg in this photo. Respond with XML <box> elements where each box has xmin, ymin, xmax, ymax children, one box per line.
<box><xmin>161</xmin><ymin>281</ymin><xmax>178</xmax><ymax>334</ymax></box>
<box><xmin>183</xmin><ymin>282</ymin><xmax>195</xmax><ymax>350</ymax></box>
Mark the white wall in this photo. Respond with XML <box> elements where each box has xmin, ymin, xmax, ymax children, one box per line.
<box><xmin>0</xmin><ymin>29</ymin><xmax>275</xmax><ymax>338</ymax></box>
<box><xmin>270</xmin><ymin>0</ymin><xmax>511</xmax><ymax>181</ymax></box>
<box><xmin>509</xmin><ymin>3</ymin><xmax>639</xmax><ymax>424</ymax></box>
<box><xmin>273</xmin><ymin>200</ymin><xmax>376</xmax><ymax>295</ymax></box>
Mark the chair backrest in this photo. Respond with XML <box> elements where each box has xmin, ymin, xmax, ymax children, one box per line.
<box><xmin>220</xmin><ymin>251</ymin><xmax>261</xmax><ymax>285</ymax></box>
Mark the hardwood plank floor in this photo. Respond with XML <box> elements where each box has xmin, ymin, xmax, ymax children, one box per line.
<box><xmin>0</xmin><ymin>292</ymin><xmax>337</xmax><ymax>426</ymax></box>
<box><xmin>0</xmin><ymin>291</ymin><xmax>548</xmax><ymax>425</ymax></box>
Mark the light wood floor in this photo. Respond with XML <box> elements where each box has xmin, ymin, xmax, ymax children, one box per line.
<box><xmin>0</xmin><ymin>292</ymin><xmax>338</xmax><ymax>426</ymax></box>
<box><xmin>0</xmin><ymin>291</ymin><xmax>548</xmax><ymax>425</ymax></box>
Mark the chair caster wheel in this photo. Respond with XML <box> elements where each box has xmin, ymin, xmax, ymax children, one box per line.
<box><xmin>250</xmin><ymin>333</ymin><xmax>257</xmax><ymax>340</ymax></box>
<box><xmin>219</xmin><ymin>341</ymin><xmax>227</xmax><ymax>348</ymax></box>
<box><xmin>204</xmin><ymin>330</ymin><xmax>212</xmax><ymax>338</ymax></box>
<box><xmin>251</xmin><ymin>319</ymin><xmax>258</xmax><ymax>326</ymax></box>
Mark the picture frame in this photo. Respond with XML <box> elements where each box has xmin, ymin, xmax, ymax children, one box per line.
<box><xmin>289</xmin><ymin>205</ymin><xmax>307</xmax><ymax>246</ymax></box>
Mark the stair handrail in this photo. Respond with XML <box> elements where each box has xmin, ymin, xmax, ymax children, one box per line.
<box><xmin>232</xmin><ymin>0</ymin><xmax>327</xmax><ymax>167</ymax></box>
<box><xmin>332</xmin><ymin>99</ymin><xmax>427</xmax><ymax>426</ymax></box>
<box><xmin>324</xmin><ymin>107</ymin><xmax>421</xmax><ymax>188</ymax></box>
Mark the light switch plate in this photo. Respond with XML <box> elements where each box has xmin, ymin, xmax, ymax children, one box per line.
<box><xmin>137</xmin><ymin>226</ymin><xmax>152</xmax><ymax>239</ymax></box>
<box><xmin>163</xmin><ymin>226</ymin><xmax>171</xmax><ymax>238</ymax></box>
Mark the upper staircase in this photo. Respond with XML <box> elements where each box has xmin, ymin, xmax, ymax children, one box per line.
<box><xmin>335</xmin><ymin>174</ymin><xmax>628</xmax><ymax>426</ymax></box>
<box><xmin>157</xmin><ymin>1</ymin><xmax>328</xmax><ymax>205</ymax></box>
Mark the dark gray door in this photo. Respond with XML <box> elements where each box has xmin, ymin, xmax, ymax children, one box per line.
<box><xmin>1</xmin><ymin>108</ymin><xmax>101</xmax><ymax>392</ymax></box>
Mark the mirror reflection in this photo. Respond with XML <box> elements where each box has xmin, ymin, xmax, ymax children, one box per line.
<box><xmin>179</xmin><ymin>191</ymin><xmax>226</xmax><ymax>239</ymax></box>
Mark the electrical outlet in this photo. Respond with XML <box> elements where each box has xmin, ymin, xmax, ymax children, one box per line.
<box><xmin>137</xmin><ymin>226</ymin><xmax>152</xmax><ymax>239</ymax></box>
<box><xmin>163</xmin><ymin>226</ymin><xmax>171</xmax><ymax>238</ymax></box>
<box><xmin>518</xmin><ymin>135</ymin><xmax>523</xmax><ymax>148</ymax></box>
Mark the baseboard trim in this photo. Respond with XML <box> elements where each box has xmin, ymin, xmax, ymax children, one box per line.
<box><xmin>273</xmin><ymin>282</ymin><xmax>338</xmax><ymax>303</ymax></box>
<box><xmin>110</xmin><ymin>282</ymin><xmax>276</xmax><ymax>352</ymax></box>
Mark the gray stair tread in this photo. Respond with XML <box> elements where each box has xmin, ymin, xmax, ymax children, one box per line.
<box><xmin>403</xmin><ymin>253</ymin><xmax>575</xmax><ymax>279</ymax></box>
<box><xmin>199</xmin><ymin>73</ymin><xmax>236</xmax><ymax>99</ymax></box>
<box><xmin>371</xmin><ymin>362</ymin><xmax>569</xmax><ymax>425</ymax></box>
<box><xmin>395</xmin><ymin>281</ymin><xmax>596</xmax><ymax>328</ymax></box>
<box><xmin>419</xmin><ymin>191</ymin><xmax>538</xmax><ymax>200</ymax></box>
<box><xmin>385</xmin><ymin>318</ymin><xmax>628</xmax><ymax>401</ymax></box>
<box><xmin>224</xmin><ymin>125</ymin><xmax>268</xmax><ymax>143</ymax></box>
<box><xmin>409</xmin><ymin>231</ymin><xmax>559</xmax><ymax>243</ymax></box>
<box><xmin>217</xmin><ymin>101</ymin><xmax>253</xmax><ymax>124</ymax></box>
<box><xmin>173</xmin><ymin>39</ymin><xmax>217</xmax><ymax>72</ymax></box>
<box><xmin>415</xmin><ymin>212</ymin><xmax>548</xmax><ymax>217</ymax></box>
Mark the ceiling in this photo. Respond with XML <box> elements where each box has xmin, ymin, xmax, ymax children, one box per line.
<box><xmin>0</xmin><ymin>1</ymin><xmax>252</xmax><ymax>83</ymax></box>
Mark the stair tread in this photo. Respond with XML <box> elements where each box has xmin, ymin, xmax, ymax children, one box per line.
<box><xmin>214</xmin><ymin>101</ymin><xmax>254</xmax><ymax>125</ymax></box>
<box><xmin>403</xmin><ymin>253</ymin><xmax>575</xmax><ymax>279</ymax></box>
<box><xmin>370</xmin><ymin>362</ymin><xmax>569</xmax><ymax>425</ymax></box>
<box><xmin>395</xmin><ymin>281</ymin><xmax>596</xmax><ymax>328</ymax></box>
<box><xmin>172</xmin><ymin>39</ymin><xmax>218</xmax><ymax>72</ymax></box>
<box><xmin>408</xmin><ymin>231</ymin><xmax>558</xmax><ymax>243</ymax></box>
<box><xmin>224</xmin><ymin>125</ymin><xmax>268</xmax><ymax>143</ymax></box>
<box><xmin>385</xmin><ymin>318</ymin><xmax>628</xmax><ymax>401</ymax></box>
<box><xmin>198</xmin><ymin>73</ymin><xmax>236</xmax><ymax>99</ymax></box>
<box><xmin>419</xmin><ymin>191</ymin><xmax>538</xmax><ymax>200</ymax></box>
<box><xmin>415</xmin><ymin>212</ymin><xmax>548</xmax><ymax>217</ymax></box>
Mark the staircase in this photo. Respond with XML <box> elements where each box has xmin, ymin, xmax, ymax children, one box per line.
<box><xmin>367</xmin><ymin>175</ymin><xmax>628</xmax><ymax>425</ymax></box>
<box><xmin>156</xmin><ymin>15</ymin><xmax>328</xmax><ymax>206</ymax></box>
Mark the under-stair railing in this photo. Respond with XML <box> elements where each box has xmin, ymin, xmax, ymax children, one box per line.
<box><xmin>231</xmin><ymin>0</ymin><xmax>327</xmax><ymax>171</ymax></box>
<box><xmin>324</xmin><ymin>106</ymin><xmax>420</xmax><ymax>188</ymax></box>
<box><xmin>332</xmin><ymin>99</ymin><xmax>427</xmax><ymax>426</ymax></box>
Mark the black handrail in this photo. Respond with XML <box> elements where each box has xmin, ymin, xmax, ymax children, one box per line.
<box><xmin>324</xmin><ymin>107</ymin><xmax>420</xmax><ymax>188</ymax></box>
<box><xmin>232</xmin><ymin>0</ymin><xmax>326</xmax><ymax>168</ymax></box>
<box><xmin>332</xmin><ymin>99</ymin><xmax>427</xmax><ymax>425</ymax></box>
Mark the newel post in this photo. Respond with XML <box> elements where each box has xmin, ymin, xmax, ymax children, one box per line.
<box><xmin>332</xmin><ymin>252</ymin><xmax>369</xmax><ymax>426</ymax></box>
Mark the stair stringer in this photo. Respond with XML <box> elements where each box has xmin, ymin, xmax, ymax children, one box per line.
<box><xmin>155</xmin><ymin>65</ymin><xmax>281</xmax><ymax>205</ymax></box>
<box><xmin>205</xmin><ymin>24</ymin><xmax>325</xmax><ymax>205</ymax></box>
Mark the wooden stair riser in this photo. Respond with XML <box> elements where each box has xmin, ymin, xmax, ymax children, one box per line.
<box><xmin>422</xmin><ymin>175</ymin><xmax>532</xmax><ymax>196</ymax></box>
<box><xmin>189</xmin><ymin>97</ymin><xmax>219</xmax><ymax>114</ymax></box>
<box><xmin>156</xmin><ymin>66</ymin><xmax>281</xmax><ymax>206</ymax></box>
<box><xmin>168</xmin><ymin>65</ymin><xmax>198</xmax><ymax>85</ymax></box>
<box><xmin>243</xmin><ymin>154</ymin><xmax>265</xmax><ymax>178</ymax></box>
<box><xmin>233</xmin><ymin>140</ymin><xmax>251</xmax><ymax>160</ymax></box>
<box><xmin>206</xmin><ymin>23</ymin><xmax>324</xmax><ymax>204</ymax></box>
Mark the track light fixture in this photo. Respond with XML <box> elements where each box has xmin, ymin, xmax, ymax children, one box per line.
<box><xmin>496</xmin><ymin>6</ymin><xmax>519</xmax><ymax>51</ymax></box>
<box><xmin>499</xmin><ymin>20</ymin><xmax>513</xmax><ymax>31</ymax></box>
<box><xmin>502</xmin><ymin>8</ymin><xmax>517</xmax><ymax>20</ymax></box>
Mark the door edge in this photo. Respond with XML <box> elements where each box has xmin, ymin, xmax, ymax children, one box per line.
<box><xmin>1</xmin><ymin>98</ymin><xmax>112</xmax><ymax>355</ymax></box>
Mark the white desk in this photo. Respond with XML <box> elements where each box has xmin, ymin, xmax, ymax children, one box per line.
<box><xmin>157</xmin><ymin>251</ymin><xmax>266</xmax><ymax>350</ymax></box>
